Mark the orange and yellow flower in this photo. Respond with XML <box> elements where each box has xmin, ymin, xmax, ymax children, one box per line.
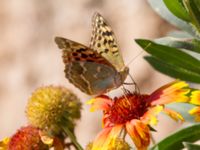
<box><xmin>88</xmin><ymin>81</ymin><xmax>190</xmax><ymax>150</ymax></box>
<box><xmin>0</xmin><ymin>137</ymin><xmax>10</xmax><ymax>150</ymax></box>
<box><xmin>0</xmin><ymin>126</ymin><xmax>54</xmax><ymax>150</ymax></box>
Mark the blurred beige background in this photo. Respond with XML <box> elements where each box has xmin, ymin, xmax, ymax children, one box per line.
<box><xmin>0</xmin><ymin>0</ymin><xmax>179</xmax><ymax>148</ymax></box>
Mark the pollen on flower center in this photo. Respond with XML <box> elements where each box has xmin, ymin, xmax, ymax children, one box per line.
<box><xmin>107</xmin><ymin>93</ymin><xmax>149</xmax><ymax>124</ymax></box>
<box><xmin>26</xmin><ymin>86</ymin><xmax>81</xmax><ymax>135</ymax></box>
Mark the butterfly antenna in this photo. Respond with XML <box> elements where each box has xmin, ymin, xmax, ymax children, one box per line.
<box><xmin>126</xmin><ymin>51</ymin><xmax>143</xmax><ymax>67</ymax></box>
<box><xmin>124</xmin><ymin>50</ymin><xmax>143</xmax><ymax>94</ymax></box>
<box><xmin>128</xmin><ymin>73</ymin><xmax>140</xmax><ymax>94</ymax></box>
<box><xmin>123</xmin><ymin>74</ymin><xmax>140</xmax><ymax>93</ymax></box>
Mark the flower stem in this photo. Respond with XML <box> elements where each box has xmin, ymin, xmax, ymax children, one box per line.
<box><xmin>61</xmin><ymin>125</ymin><xmax>83</xmax><ymax>150</ymax></box>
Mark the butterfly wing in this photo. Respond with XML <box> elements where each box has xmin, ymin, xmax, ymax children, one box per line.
<box><xmin>90</xmin><ymin>12</ymin><xmax>126</xmax><ymax>72</ymax></box>
<box><xmin>55</xmin><ymin>37</ymin><xmax>113</xmax><ymax>65</ymax></box>
<box><xmin>65</xmin><ymin>62</ymin><xmax>122</xmax><ymax>95</ymax></box>
<box><xmin>55</xmin><ymin>37</ymin><xmax>123</xmax><ymax>95</ymax></box>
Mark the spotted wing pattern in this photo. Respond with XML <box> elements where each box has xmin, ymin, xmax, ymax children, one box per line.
<box><xmin>55</xmin><ymin>37</ymin><xmax>110</xmax><ymax>65</ymax></box>
<box><xmin>90</xmin><ymin>12</ymin><xmax>125</xmax><ymax>72</ymax></box>
<box><xmin>55</xmin><ymin>37</ymin><xmax>120</xmax><ymax>95</ymax></box>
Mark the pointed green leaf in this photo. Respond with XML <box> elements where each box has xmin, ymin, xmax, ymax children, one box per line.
<box><xmin>184</xmin><ymin>0</ymin><xmax>200</xmax><ymax>33</ymax></box>
<box><xmin>135</xmin><ymin>39</ymin><xmax>200</xmax><ymax>74</ymax></box>
<box><xmin>163</xmin><ymin>0</ymin><xmax>190</xmax><ymax>22</ymax></box>
<box><xmin>168</xmin><ymin>31</ymin><xmax>193</xmax><ymax>38</ymax></box>
<box><xmin>151</xmin><ymin>124</ymin><xmax>200</xmax><ymax>150</ymax></box>
<box><xmin>144</xmin><ymin>56</ymin><xmax>200</xmax><ymax>83</ymax></box>
<box><xmin>183</xmin><ymin>142</ymin><xmax>200</xmax><ymax>150</ymax></box>
<box><xmin>148</xmin><ymin>0</ymin><xmax>197</xmax><ymax>37</ymax></box>
<box><xmin>155</xmin><ymin>37</ymin><xmax>200</xmax><ymax>54</ymax></box>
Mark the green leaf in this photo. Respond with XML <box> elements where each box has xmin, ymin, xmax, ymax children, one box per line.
<box><xmin>148</xmin><ymin>0</ymin><xmax>197</xmax><ymax>37</ymax></box>
<box><xmin>144</xmin><ymin>56</ymin><xmax>200</xmax><ymax>83</ymax></box>
<box><xmin>155</xmin><ymin>37</ymin><xmax>200</xmax><ymax>54</ymax></box>
<box><xmin>183</xmin><ymin>142</ymin><xmax>200</xmax><ymax>150</ymax></box>
<box><xmin>166</xmin><ymin>103</ymin><xmax>195</xmax><ymax>123</ymax></box>
<box><xmin>168</xmin><ymin>31</ymin><xmax>193</xmax><ymax>38</ymax></box>
<box><xmin>184</xmin><ymin>0</ymin><xmax>200</xmax><ymax>33</ymax></box>
<box><xmin>163</xmin><ymin>0</ymin><xmax>190</xmax><ymax>22</ymax></box>
<box><xmin>151</xmin><ymin>124</ymin><xmax>200</xmax><ymax>150</ymax></box>
<box><xmin>135</xmin><ymin>39</ymin><xmax>200</xmax><ymax>74</ymax></box>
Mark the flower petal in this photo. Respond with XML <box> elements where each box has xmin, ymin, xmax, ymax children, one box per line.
<box><xmin>0</xmin><ymin>137</ymin><xmax>9</xmax><ymax>149</ymax></box>
<box><xmin>141</xmin><ymin>105</ymin><xmax>163</xmax><ymax>125</ymax></box>
<box><xmin>148</xmin><ymin>80</ymin><xmax>190</xmax><ymax>105</ymax></box>
<box><xmin>87</xmin><ymin>95</ymin><xmax>113</xmax><ymax>112</ymax></box>
<box><xmin>92</xmin><ymin>127</ymin><xmax>112</xmax><ymax>150</ymax></box>
<box><xmin>190</xmin><ymin>91</ymin><xmax>200</xmax><ymax>105</ymax></box>
<box><xmin>92</xmin><ymin>124</ymin><xmax>123</xmax><ymax>150</ymax></box>
<box><xmin>102</xmin><ymin>114</ymin><xmax>113</xmax><ymax>128</ymax></box>
<box><xmin>189</xmin><ymin>106</ymin><xmax>200</xmax><ymax>122</ymax></box>
<box><xmin>163</xmin><ymin>108</ymin><xmax>184</xmax><ymax>122</ymax></box>
<box><xmin>39</xmin><ymin>130</ymin><xmax>54</xmax><ymax>145</ymax></box>
<box><xmin>126</xmin><ymin>119</ymin><xmax>150</xmax><ymax>150</ymax></box>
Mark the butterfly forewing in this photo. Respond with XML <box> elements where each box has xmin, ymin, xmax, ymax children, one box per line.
<box><xmin>90</xmin><ymin>12</ymin><xmax>125</xmax><ymax>72</ymax></box>
<box><xmin>55</xmin><ymin>37</ymin><xmax>111</xmax><ymax>65</ymax></box>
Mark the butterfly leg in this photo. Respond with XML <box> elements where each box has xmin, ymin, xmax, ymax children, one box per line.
<box><xmin>123</xmin><ymin>74</ymin><xmax>140</xmax><ymax>94</ymax></box>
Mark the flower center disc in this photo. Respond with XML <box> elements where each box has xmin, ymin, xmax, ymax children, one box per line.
<box><xmin>107</xmin><ymin>93</ymin><xmax>149</xmax><ymax>124</ymax></box>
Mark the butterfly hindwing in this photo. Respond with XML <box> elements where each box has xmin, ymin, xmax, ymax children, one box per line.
<box><xmin>55</xmin><ymin>37</ymin><xmax>122</xmax><ymax>95</ymax></box>
<box><xmin>90</xmin><ymin>12</ymin><xmax>125</xmax><ymax>71</ymax></box>
<box><xmin>65</xmin><ymin>61</ymin><xmax>120</xmax><ymax>95</ymax></box>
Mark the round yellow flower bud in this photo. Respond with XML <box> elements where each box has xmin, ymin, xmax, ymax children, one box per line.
<box><xmin>26</xmin><ymin>86</ymin><xmax>81</xmax><ymax>135</ymax></box>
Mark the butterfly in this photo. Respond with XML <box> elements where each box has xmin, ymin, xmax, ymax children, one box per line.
<box><xmin>55</xmin><ymin>12</ymin><xmax>129</xmax><ymax>95</ymax></box>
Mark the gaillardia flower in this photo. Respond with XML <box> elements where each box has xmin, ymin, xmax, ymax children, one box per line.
<box><xmin>188</xmin><ymin>90</ymin><xmax>200</xmax><ymax>121</ymax></box>
<box><xmin>26</xmin><ymin>86</ymin><xmax>81</xmax><ymax>135</ymax></box>
<box><xmin>0</xmin><ymin>137</ymin><xmax>10</xmax><ymax>150</ymax></box>
<box><xmin>88</xmin><ymin>81</ymin><xmax>190</xmax><ymax>150</ymax></box>
<box><xmin>85</xmin><ymin>138</ymin><xmax>130</xmax><ymax>150</ymax></box>
<box><xmin>8</xmin><ymin>126</ymin><xmax>49</xmax><ymax>150</ymax></box>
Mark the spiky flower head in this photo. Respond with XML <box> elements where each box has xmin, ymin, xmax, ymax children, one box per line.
<box><xmin>8</xmin><ymin>126</ymin><xmax>49</xmax><ymax>150</ymax></box>
<box><xmin>26</xmin><ymin>86</ymin><xmax>82</xmax><ymax>135</ymax></box>
<box><xmin>85</xmin><ymin>138</ymin><xmax>130</xmax><ymax>150</ymax></box>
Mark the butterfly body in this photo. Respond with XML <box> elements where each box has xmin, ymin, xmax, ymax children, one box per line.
<box><xmin>55</xmin><ymin>12</ymin><xmax>128</xmax><ymax>95</ymax></box>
